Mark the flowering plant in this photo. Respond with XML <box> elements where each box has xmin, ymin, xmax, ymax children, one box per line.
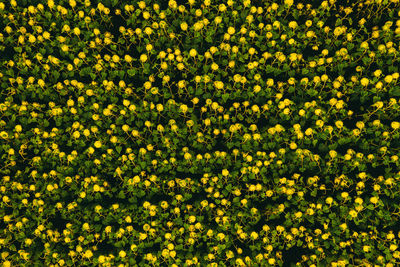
<box><xmin>1</xmin><ymin>0</ymin><xmax>400</xmax><ymax>266</ymax></box>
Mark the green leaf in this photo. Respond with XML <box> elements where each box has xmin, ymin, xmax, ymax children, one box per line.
<box><xmin>118</xmin><ymin>191</ymin><xmax>126</xmax><ymax>199</ymax></box>
<box><xmin>362</xmin><ymin>57</ymin><xmax>370</xmax><ymax>65</ymax></box>
<box><xmin>307</xmin><ymin>89</ymin><xmax>318</xmax><ymax>97</ymax></box>
<box><xmin>389</xmin><ymin>87</ymin><xmax>400</xmax><ymax>97</ymax></box>
<box><xmin>266</xmin><ymin>65</ymin><xmax>274</xmax><ymax>73</ymax></box>
<box><xmin>14</xmin><ymin>47</ymin><xmax>22</xmax><ymax>53</ymax></box>
<box><xmin>302</xmin><ymin>68</ymin><xmax>309</xmax><ymax>75</ymax></box>
<box><xmin>127</xmin><ymin>69</ymin><xmax>136</xmax><ymax>76</ymax></box>
<box><xmin>222</xmin><ymin>93</ymin><xmax>230</xmax><ymax>103</ymax></box>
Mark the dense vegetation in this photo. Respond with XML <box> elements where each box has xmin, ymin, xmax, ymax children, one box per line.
<box><xmin>1</xmin><ymin>0</ymin><xmax>400</xmax><ymax>266</ymax></box>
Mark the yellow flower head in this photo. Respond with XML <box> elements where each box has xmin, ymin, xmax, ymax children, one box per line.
<box><xmin>360</xmin><ymin>78</ymin><xmax>369</xmax><ymax>86</ymax></box>
<box><xmin>94</xmin><ymin>141</ymin><xmax>102</xmax><ymax>148</ymax></box>
<box><xmin>140</xmin><ymin>54</ymin><xmax>148</xmax><ymax>62</ymax></box>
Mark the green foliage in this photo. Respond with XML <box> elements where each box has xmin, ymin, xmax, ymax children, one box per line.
<box><xmin>1</xmin><ymin>0</ymin><xmax>400</xmax><ymax>266</ymax></box>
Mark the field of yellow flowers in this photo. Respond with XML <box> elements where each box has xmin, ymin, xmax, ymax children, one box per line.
<box><xmin>1</xmin><ymin>0</ymin><xmax>400</xmax><ymax>266</ymax></box>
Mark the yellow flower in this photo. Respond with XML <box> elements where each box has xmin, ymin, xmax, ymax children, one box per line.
<box><xmin>339</xmin><ymin>223</ymin><xmax>347</xmax><ymax>231</ymax></box>
<box><xmin>289</xmin><ymin>142</ymin><xmax>297</xmax><ymax>150</ymax></box>
<box><xmin>46</xmin><ymin>184</ymin><xmax>54</xmax><ymax>192</ymax></box>
<box><xmin>284</xmin><ymin>0</ymin><xmax>294</xmax><ymax>6</ymax></box>
<box><xmin>335</xmin><ymin>121</ymin><xmax>343</xmax><ymax>128</ymax></box>
<box><xmin>188</xmin><ymin>216</ymin><xmax>196</xmax><ymax>224</ymax></box>
<box><xmin>180</xmin><ymin>104</ymin><xmax>188</xmax><ymax>113</ymax></box>
<box><xmin>103</xmin><ymin>109</ymin><xmax>111</xmax><ymax>116</ymax></box>
<box><xmin>168</xmin><ymin>0</ymin><xmax>177</xmax><ymax>9</ymax></box>
<box><xmin>360</xmin><ymin>41</ymin><xmax>369</xmax><ymax>49</ymax></box>
<box><xmin>177</xmin><ymin>23</ymin><xmax>188</xmax><ymax>35</ymax></box>
<box><xmin>139</xmin><ymin>232</ymin><xmax>148</xmax><ymax>240</ymax></box>
<box><xmin>306</xmin><ymin>31</ymin><xmax>315</xmax><ymax>38</ymax></box>
<box><xmin>193</xmin><ymin>22</ymin><xmax>203</xmax><ymax>31</ymax></box>
<box><xmin>73</xmin><ymin>131</ymin><xmax>80</xmax><ymax>139</ymax></box>
<box><xmin>184</xmin><ymin>152</ymin><xmax>192</xmax><ymax>160</ymax></box>
<box><xmin>112</xmin><ymin>55</ymin><xmax>120</xmax><ymax>63</ymax></box>
<box><xmin>178</xmin><ymin>80</ymin><xmax>186</xmax><ymax>88</ymax></box>
<box><xmin>392</xmin><ymin>122</ymin><xmax>400</xmax><ymax>129</ymax></box>
<box><xmin>329</xmin><ymin>150</ymin><xmax>337</xmax><ymax>158</ymax></box>
<box><xmin>356</xmin><ymin>121</ymin><xmax>365</xmax><ymax>129</ymax></box>
<box><xmin>373</xmin><ymin>69</ymin><xmax>382</xmax><ymax>78</ymax></box>
<box><xmin>387</xmin><ymin>232</ymin><xmax>395</xmax><ymax>240</ymax></box>
<box><xmin>2</xmin><ymin>196</ymin><xmax>10</xmax><ymax>203</ymax></box>
<box><xmin>94</xmin><ymin>141</ymin><xmax>102</xmax><ymax>148</ymax></box>
<box><xmin>140</xmin><ymin>54</ymin><xmax>148</xmax><ymax>62</ymax></box>
<box><xmin>110</xmin><ymin>136</ymin><xmax>118</xmax><ymax>143</ymax></box>
<box><xmin>105</xmin><ymin>226</ymin><xmax>112</xmax><ymax>234</ymax></box>
<box><xmin>81</xmin><ymin>250</ymin><xmax>93</xmax><ymax>258</ymax></box>
<box><xmin>28</xmin><ymin>34</ymin><xmax>37</xmax><ymax>43</ymax></box>
<box><xmin>250</xmin><ymin>232</ymin><xmax>259</xmax><ymax>240</ymax></box>
<box><xmin>359</xmin><ymin>77</ymin><xmax>369</xmax><ymax>86</ymax></box>
<box><xmin>82</xmin><ymin>223</ymin><xmax>90</xmax><ymax>231</ymax></box>
<box><xmin>43</xmin><ymin>31</ymin><xmax>50</xmax><ymax>39</ymax></box>
<box><xmin>98</xmin><ymin>255</ymin><xmax>106</xmax><ymax>263</ymax></box>
<box><xmin>211</xmin><ymin>63</ymin><xmax>219</xmax><ymax>71</ymax></box>
<box><xmin>307</xmin><ymin>208</ymin><xmax>315</xmax><ymax>216</ymax></box>
<box><xmin>47</xmin><ymin>0</ymin><xmax>55</xmax><ymax>8</ymax></box>
<box><xmin>227</xmin><ymin>27</ymin><xmax>235</xmax><ymax>35</ymax></box>
<box><xmin>349</xmin><ymin>210</ymin><xmax>358</xmax><ymax>218</ymax></box>
<box><xmin>119</xmin><ymin>250</ymin><xmax>126</xmax><ymax>258</ymax></box>
<box><xmin>37</xmin><ymin>79</ymin><xmax>45</xmax><ymax>87</ymax></box>
<box><xmin>294</xmin><ymin>211</ymin><xmax>302</xmax><ymax>218</ymax></box>
<box><xmin>93</xmin><ymin>185</ymin><xmax>100</xmax><ymax>192</ymax></box>
<box><xmin>214</xmin><ymin>81</ymin><xmax>224</xmax><ymax>89</ymax></box>
<box><xmin>246</xmin><ymin>155</ymin><xmax>253</xmax><ymax>162</ymax></box>
<box><xmin>144</xmin><ymin>27</ymin><xmax>153</xmax><ymax>35</ymax></box>
<box><xmin>322</xmin><ymin>233</ymin><xmax>329</xmax><ymax>240</ymax></box>
<box><xmin>13</xmin><ymin>124</ymin><xmax>22</xmax><ymax>132</ymax></box>
<box><xmin>73</xmin><ymin>27</ymin><xmax>80</xmax><ymax>35</ymax></box>
<box><xmin>370</xmin><ymin>196</ymin><xmax>379</xmax><ymax>204</ymax></box>
<box><xmin>333</xmin><ymin>27</ymin><xmax>343</xmax><ymax>36</ymax></box>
